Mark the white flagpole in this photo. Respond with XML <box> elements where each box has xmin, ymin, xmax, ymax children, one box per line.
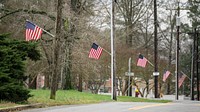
<box><xmin>139</xmin><ymin>53</ymin><xmax>154</xmax><ymax>67</ymax></box>
<box><xmin>110</xmin><ymin>0</ymin><xmax>117</xmax><ymax>100</ymax></box>
<box><xmin>41</xmin><ymin>28</ymin><xmax>55</xmax><ymax>38</ymax></box>
<box><xmin>181</xmin><ymin>71</ymin><xmax>191</xmax><ymax>81</ymax></box>
<box><xmin>111</xmin><ymin>0</ymin><xmax>114</xmax><ymax>100</ymax></box>
<box><xmin>102</xmin><ymin>48</ymin><xmax>111</xmax><ymax>55</ymax></box>
<box><xmin>147</xmin><ymin>60</ymin><xmax>154</xmax><ymax>67</ymax></box>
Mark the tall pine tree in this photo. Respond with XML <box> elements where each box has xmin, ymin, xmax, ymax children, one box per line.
<box><xmin>0</xmin><ymin>34</ymin><xmax>40</xmax><ymax>102</ymax></box>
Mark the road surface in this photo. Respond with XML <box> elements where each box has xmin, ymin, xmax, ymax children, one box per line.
<box><xmin>20</xmin><ymin>100</ymin><xmax>200</xmax><ymax>112</ymax></box>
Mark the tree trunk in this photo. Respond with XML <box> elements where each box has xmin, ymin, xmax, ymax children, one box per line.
<box><xmin>50</xmin><ymin>0</ymin><xmax>63</xmax><ymax>100</ymax></box>
<box><xmin>63</xmin><ymin>0</ymin><xmax>81</xmax><ymax>90</ymax></box>
<box><xmin>126</xmin><ymin>24</ymin><xmax>133</xmax><ymax>46</ymax></box>
<box><xmin>167</xmin><ymin>10</ymin><xmax>175</xmax><ymax>94</ymax></box>
<box><xmin>145</xmin><ymin>81</ymin><xmax>149</xmax><ymax>97</ymax></box>
<box><xmin>64</xmin><ymin>42</ymin><xmax>73</xmax><ymax>90</ymax></box>
<box><xmin>78</xmin><ymin>73</ymin><xmax>83</xmax><ymax>92</ymax></box>
<box><xmin>44</xmin><ymin>70</ymin><xmax>50</xmax><ymax>89</ymax></box>
<box><xmin>122</xmin><ymin>77</ymin><xmax>128</xmax><ymax>96</ymax></box>
<box><xmin>28</xmin><ymin>76</ymin><xmax>37</xmax><ymax>89</ymax></box>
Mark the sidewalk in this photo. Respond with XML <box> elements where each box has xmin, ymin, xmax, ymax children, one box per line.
<box><xmin>162</xmin><ymin>95</ymin><xmax>185</xmax><ymax>100</ymax></box>
<box><xmin>147</xmin><ymin>94</ymin><xmax>193</xmax><ymax>101</ymax></box>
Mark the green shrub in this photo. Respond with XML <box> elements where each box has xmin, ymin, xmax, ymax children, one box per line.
<box><xmin>0</xmin><ymin>83</ymin><xmax>32</xmax><ymax>102</ymax></box>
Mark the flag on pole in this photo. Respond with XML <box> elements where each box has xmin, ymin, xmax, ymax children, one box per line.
<box><xmin>178</xmin><ymin>73</ymin><xmax>187</xmax><ymax>88</ymax></box>
<box><xmin>25</xmin><ymin>21</ymin><xmax>43</xmax><ymax>41</ymax></box>
<box><xmin>163</xmin><ymin>70</ymin><xmax>170</xmax><ymax>82</ymax></box>
<box><xmin>89</xmin><ymin>43</ymin><xmax>103</xmax><ymax>59</ymax></box>
<box><xmin>137</xmin><ymin>54</ymin><xmax>147</xmax><ymax>67</ymax></box>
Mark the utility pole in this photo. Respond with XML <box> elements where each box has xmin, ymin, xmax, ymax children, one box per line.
<box><xmin>111</xmin><ymin>0</ymin><xmax>117</xmax><ymax>100</ymax></box>
<box><xmin>154</xmin><ymin>0</ymin><xmax>159</xmax><ymax>98</ymax></box>
<box><xmin>191</xmin><ymin>29</ymin><xmax>195</xmax><ymax>100</ymax></box>
<box><xmin>195</xmin><ymin>28</ymin><xmax>199</xmax><ymax>101</ymax></box>
<box><xmin>190</xmin><ymin>28</ymin><xmax>200</xmax><ymax>101</ymax></box>
<box><xmin>166</xmin><ymin>0</ymin><xmax>189</xmax><ymax>100</ymax></box>
<box><xmin>175</xmin><ymin>1</ymin><xmax>180</xmax><ymax>100</ymax></box>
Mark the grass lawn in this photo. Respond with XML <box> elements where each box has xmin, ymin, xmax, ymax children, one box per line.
<box><xmin>0</xmin><ymin>89</ymin><xmax>171</xmax><ymax>109</ymax></box>
<box><xmin>28</xmin><ymin>90</ymin><xmax>113</xmax><ymax>106</ymax></box>
<box><xmin>28</xmin><ymin>89</ymin><xmax>171</xmax><ymax>106</ymax></box>
<box><xmin>0</xmin><ymin>101</ymin><xmax>20</xmax><ymax>109</ymax></box>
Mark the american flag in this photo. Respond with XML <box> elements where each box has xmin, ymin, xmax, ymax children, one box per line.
<box><xmin>178</xmin><ymin>73</ymin><xmax>187</xmax><ymax>88</ymax></box>
<box><xmin>163</xmin><ymin>70</ymin><xmax>170</xmax><ymax>82</ymax></box>
<box><xmin>25</xmin><ymin>21</ymin><xmax>43</xmax><ymax>41</ymax></box>
<box><xmin>89</xmin><ymin>43</ymin><xmax>103</xmax><ymax>59</ymax></box>
<box><xmin>137</xmin><ymin>54</ymin><xmax>147</xmax><ymax>68</ymax></box>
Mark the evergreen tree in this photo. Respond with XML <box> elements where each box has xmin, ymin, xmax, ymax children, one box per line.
<box><xmin>0</xmin><ymin>34</ymin><xmax>40</xmax><ymax>102</ymax></box>
<box><xmin>188</xmin><ymin>0</ymin><xmax>200</xmax><ymax>28</ymax></box>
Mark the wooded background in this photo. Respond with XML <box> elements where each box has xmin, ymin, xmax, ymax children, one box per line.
<box><xmin>0</xmin><ymin>0</ymin><xmax>198</xmax><ymax>98</ymax></box>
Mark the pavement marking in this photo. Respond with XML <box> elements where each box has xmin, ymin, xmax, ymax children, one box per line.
<box><xmin>129</xmin><ymin>103</ymin><xmax>172</xmax><ymax>110</ymax></box>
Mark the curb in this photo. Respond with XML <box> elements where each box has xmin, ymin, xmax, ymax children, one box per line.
<box><xmin>0</xmin><ymin>103</ymin><xmax>43</xmax><ymax>112</ymax></box>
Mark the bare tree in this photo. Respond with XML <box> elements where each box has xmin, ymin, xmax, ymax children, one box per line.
<box><xmin>115</xmin><ymin>0</ymin><xmax>153</xmax><ymax>47</ymax></box>
<box><xmin>50</xmin><ymin>0</ymin><xmax>63</xmax><ymax>99</ymax></box>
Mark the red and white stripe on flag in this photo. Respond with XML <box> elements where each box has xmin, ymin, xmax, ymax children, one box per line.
<box><xmin>178</xmin><ymin>74</ymin><xmax>186</xmax><ymax>88</ymax></box>
<box><xmin>163</xmin><ymin>71</ymin><xmax>170</xmax><ymax>82</ymax></box>
<box><xmin>25</xmin><ymin>21</ymin><xmax>43</xmax><ymax>41</ymax></box>
<box><xmin>137</xmin><ymin>54</ymin><xmax>147</xmax><ymax>68</ymax></box>
<box><xmin>89</xmin><ymin>43</ymin><xmax>103</xmax><ymax>60</ymax></box>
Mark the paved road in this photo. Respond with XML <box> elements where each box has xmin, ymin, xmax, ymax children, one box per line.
<box><xmin>20</xmin><ymin>100</ymin><xmax>200</xmax><ymax>112</ymax></box>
